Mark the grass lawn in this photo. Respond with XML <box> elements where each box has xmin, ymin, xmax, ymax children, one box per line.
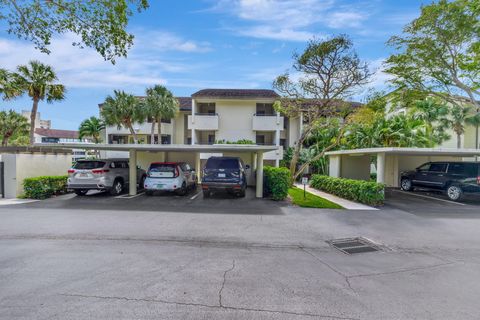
<box><xmin>288</xmin><ymin>187</ymin><xmax>343</xmax><ymax>209</ymax></box>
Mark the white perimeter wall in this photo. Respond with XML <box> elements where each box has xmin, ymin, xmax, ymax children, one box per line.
<box><xmin>2</xmin><ymin>152</ymin><xmax>72</xmax><ymax>198</ymax></box>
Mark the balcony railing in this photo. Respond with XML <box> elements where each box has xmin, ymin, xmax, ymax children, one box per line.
<box><xmin>188</xmin><ymin>114</ymin><xmax>219</xmax><ymax>131</ymax></box>
<box><xmin>252</xmin><ymin>114</ymin><xmax>284</xmax><ymax>131</ymax></box>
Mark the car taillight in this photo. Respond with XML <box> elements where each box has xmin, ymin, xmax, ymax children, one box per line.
<box><xmin>67</xmin><ymin>169</ymin><xmax>75</xmax><ymax>174</ymax></box>
<box><xmin>175</xmin><ymin>166</ymin><xmax>179</xmax><ymax>178</ymax></box>
<box><xmin>92</xmin><ymin>169</ymin><xmax>110</xmax><ymax>174</ymax></box>
<box><xmin>477</xmin><ymin>176</ymin><xmax>480</xmax><ymax>185</ymax></box>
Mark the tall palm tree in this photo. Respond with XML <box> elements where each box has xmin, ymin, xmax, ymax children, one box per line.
<box><xmin>0</xmin><ymin>110</ymin><xmax>29</xmax><ymax>147</ymax></box>
<box><xmin>143</xmin><ymin>85</ymin><xmax>178</xmax><ymax>144</ymax></box>
<box><xmin>100</xmin><ymin>90</ymin><xmax>144</xmax><ymax>144</ymax></box>
<box><xmin>79</xmin><ymin>116</ymin><xmax>106</xmax><ymax>143</ymax></box>
<box><xmin>441</xmin><ymin>105</ymin><xmax>480</xmax><ymax>148</ymax></box>
<box><xmin>412</xmin><ymin>98</ymin><xmax>448</xmax><ymax>147</ymax></box>
<box><xmin>5</xmin><ymin>61</ymin><xmax>65</xmax><ymax>145</ymax></box>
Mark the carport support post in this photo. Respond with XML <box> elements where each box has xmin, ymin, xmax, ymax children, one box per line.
<box><xmin>129</xmin><ymin>149</ymin><xmax>137</xmax><ymax>196</ymax></box>
<box><xmin>195</xmin><ymin>152</ymin><xmax>201</xmax><ymax>183</ymax></box>
<box><xmin>256</xmin><ymin>152</ymin><xmax>264</xmax><ymax>198</ymax></box>
<box><xmin>376</xmin><ymin>152</ymin><xmax>385</xmax><ymax>184</ymax></box>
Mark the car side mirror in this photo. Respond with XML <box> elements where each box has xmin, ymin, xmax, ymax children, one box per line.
<box><xmin>245</xmin><ymin>164</ymin><xmax>251</xmax><ymax>169</ymax></box>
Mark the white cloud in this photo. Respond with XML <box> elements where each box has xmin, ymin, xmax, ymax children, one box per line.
<box><xmin>0</xmin><ymin>31</ymin><xmax>211</xmax><ymax>89</ymax></box>
<box><xmin>211</xmin><ymin>0</ymin><xmax>369</xmax><ymax>41</ymax></box>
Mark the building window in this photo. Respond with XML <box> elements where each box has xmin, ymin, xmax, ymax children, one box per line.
<box><xmin>280</xmin><ymin>139</ymin><xmax>287</xmax><ymax>148</ymax></box>
<box><xmin>161</xmin><ymin>135</ymin><xmax>171</xmax><ymax>144</ymax></box>
<box><xmin>208</xmin><ymin>134</ymin><xmax>215</xmax><ymax>145</ymax></box>
<box><xmin>187</xmin><ymin>137</ymin><xmax>192</xmax><ymax>145</ymax></box>
<box><xmin>256</xmin><ymin>135</ymin><xmax>265</xmax><ymax>145</ymax></box>
<box><xmin>41</xmin><ymin>137</ymin><xmax>60</xmax><ymax>143</ymax></box>
<box><xmin>161</xmin><ymin>118</ymin><xmax>172</xmax><ymax>123</ymax></box>
<box><xmin>256</xmin><ymin>103</ymin><xmax>274</xmax><ymax>116</ymax></box>
<box><xmin>197</xmin><ymin>102</ymin><xmax>216</xmax><ymax>115</ymax></box>
<box><xmin>109</xmin><ymin>135</ymin><xmax>128</xmax><ymax>144</ymax></box>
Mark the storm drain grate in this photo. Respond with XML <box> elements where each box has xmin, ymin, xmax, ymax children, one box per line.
<box><xmin>327</xmin><ymin>237</ymin><xmax>381</xmax><ymax>255</ymax></box>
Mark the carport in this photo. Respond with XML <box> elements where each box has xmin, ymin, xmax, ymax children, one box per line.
<box><xmin>35</xmin><ymin>143</ymin><xmax>278</xmax><ymax>198</ymax></box>
<box><xmin>326</xmin><ymin>147</ymin><xmax>480</xmax><ymax>187</ymax></box>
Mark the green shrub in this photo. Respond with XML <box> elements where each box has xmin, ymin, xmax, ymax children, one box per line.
<box><xmin>23</xmin><ymin>176</ymin><xmax>68</xmax><ymax>199</ymax></box>
<box><xmin>310</xmin><ymin>175</ymin><xmax>384</xmax><ymax>206</ymax></box>
<box><xmin>264</xmin><ymin>166</ymin><xmax>291</xmax><ymax>200</ymax></box>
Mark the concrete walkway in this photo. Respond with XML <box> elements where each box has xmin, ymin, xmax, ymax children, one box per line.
<box><xmin>294</xmin><ymin>183</ymin><xmax>377</xmax><ymax>210</ymax></box>
<box><xmin>0</xmin><ymin>198</ymin><xmax>39</xmax><ymax>206</ymax></box>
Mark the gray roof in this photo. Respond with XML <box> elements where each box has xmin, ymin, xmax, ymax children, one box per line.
<box><xmin>192</xmin><ymin>89</ymin><xmax>279</xmax><ymax>99</ymax></box>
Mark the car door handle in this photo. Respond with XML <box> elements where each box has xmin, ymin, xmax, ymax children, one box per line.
<box><xmin>437</xmin><ymin>174</ymin><xmax>444</xmax><ymax>177</ymax></box>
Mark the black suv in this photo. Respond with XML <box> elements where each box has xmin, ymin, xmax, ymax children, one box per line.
<box><xmin>201</xmin><ymin>156</ymin><xmax>248</xmax><ymax>198</ymax></box>
<box><xmin>400</xmin><ymin>161</ymin><xmax>480</xmax><ymax>201</ymax></box>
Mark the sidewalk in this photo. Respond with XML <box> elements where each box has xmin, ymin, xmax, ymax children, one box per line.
<box><xmin>0</xmin><ymin>198</ymin><xmax>39</xmax><ymax>206</ymax></box>
<box><xmin>294</xmin><ymin>183</ymin><xmax>377</xmax><ymax>210</ymax></box>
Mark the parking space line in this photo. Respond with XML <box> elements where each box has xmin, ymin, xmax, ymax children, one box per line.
<box><xmin>115</xmin><ymin>191</ymin><xmax>145</xmax><ymax>199</ymax></box>
<box><xmin>190</xmin><ymin>191</ymin><xmax>201</xmax><ymax>200</ymax></box>
<box><xmin>392</xmin><ymin>190</ymin><xmax>466</xmax><ymax>206</ymax></box>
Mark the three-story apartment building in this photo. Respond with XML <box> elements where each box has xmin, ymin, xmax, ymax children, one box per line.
<box><xmin>102</xmin><ymin>89</ymin><xmax>303</xmax><ymax>167</ymax></box>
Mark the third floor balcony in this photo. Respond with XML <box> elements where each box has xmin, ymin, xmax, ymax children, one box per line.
<box><xmin>188</xmin><ymin>114</ymin><xmax>219</xmax><ymax>131</ymax></box>
<box><xmin>252</xmin><ymin>114</ymin><xmax>284</xmax><ymax>131</ymax></box>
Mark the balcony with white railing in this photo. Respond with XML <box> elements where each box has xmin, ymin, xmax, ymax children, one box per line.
<box><xmin>188</xmin><ymin>114</ymin><xmax>219</xmax><ymax>131</ymax></box>
<box><xmin>252</xmin><ymin>114</ymin><xmax>284</xmax><ymax>131</ymax></box>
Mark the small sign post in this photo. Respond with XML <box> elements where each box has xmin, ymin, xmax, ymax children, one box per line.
<box><xmin>301</xmin><ymin>176</ymin><xmax>308</xmax><ymax>199</ymax></box>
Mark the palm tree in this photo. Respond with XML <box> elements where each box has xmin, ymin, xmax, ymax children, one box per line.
<box><xmin>0</xmin><ymin>110</ymin><xmax>30</xmax><ymax>147</ymax></box>
<box><xmin>100</xmin><ymin>90</ymin><xmax>144</xmax><ymax>144</ymax></box>
<box><xmin>79</xmin><ymin>116</ymin><xmax>106</xmax><ymax>143</ymax></box>
<box><xmin>5</xmin><ymin>61</ymin><xmax>65</xmax><ymax>145</ymax></box>
<box><xmin>412</xmin><ymin>98</ymin><xmax>448</xmax><ymax>146</ymax></box>
<box><xmin>143</xmin><ymin>85</ymin><xmax>178</xmax><ymax>144</ymax></box>
<box><xmin>441</xmin><ymin>105</ymin><xmax>480</xmax><ymax>148</ymax></box>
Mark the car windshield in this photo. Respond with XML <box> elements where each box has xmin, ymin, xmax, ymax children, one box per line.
<box><xmin>73</xmin><ymin>161</ymin><xmax>106</xmax><ymax>170</ymax></box>
<box><xmin>205</xmin><ymin>158</ymin><xmax>239</xmax><ymax>169</ymax></box>
<box><xmin>149</xmin><ymin>164</ymin><xmax>176</xmax><ymax>178</ymax></box>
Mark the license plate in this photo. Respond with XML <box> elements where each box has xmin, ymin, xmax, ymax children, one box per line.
<box><xmin>79</xmin><ymin>173</ymin><xmax>88</xmax><ymax>178</ymax></box>
<box><xmin>156</xmin><ymin>184</ymin><xmax>165</xmax><ymax>188</ymax></box>
<box><xmin>218</xmin><ymin>173</ymin><xmax>226</xmax><ymax>178</ymax></box>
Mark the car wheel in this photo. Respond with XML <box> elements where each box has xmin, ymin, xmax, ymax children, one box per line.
<box><xmin>110</xmin><ymin>179</ymin><xmax>124</xmax><ymax>196</ymax></box>
<box><xmin>75</xmin><ymin>190</ymin><xmax>88</xmax><ymax>196</ymax></box>
<box><xmin>203</xmin><ymin>190</ymin><xmax>210</xmax><ymax>198</ymax></box>
<box><xmin>237</xmin><ymin>189</ymin><xmax>246</xmax><ymax>198</ymax></box>
<box><xmin>446</xmin><ymin>185</ymin><xmax>463</xmax><ymax>201</ymax></box>
<box><xmin>176</xmin><ymin>182</ymin><xmax>187</xmax><ymax>196</ymax></box>
<box><xmin>145</xmin><ymin>190</ymin><xmax>153</xmax><ymax>196</ymax></box>
<box><xmin>400</xmin><ymin>178</ymin><xmax>413</xmax><ymax>191</ymax></box>
<box><xmin>139</xmin><ymin>175</ymin><xmax>146</xmax><ymax>190</ymax></box>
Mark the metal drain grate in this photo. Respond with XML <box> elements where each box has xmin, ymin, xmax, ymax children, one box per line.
<box><xmin>327</xmin><ymin>237</ymin><xmax>380</xmax><ymax>255</ymax></box>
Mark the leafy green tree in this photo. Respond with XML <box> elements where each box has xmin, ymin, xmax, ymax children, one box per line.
<box><xmin>143</xmin><ymin>85</ymin><xmax>178</xmax><ymax>144</ymax></box>
<box><xmin>0</xmin><ymin>109</ymin><xmax>29</xmax><ymax>146</ymax></box>
<box><xmin>101</xmin><ymin>90</ymin><xmax>144</xmax><ymax>144</ymax></box>
<box><xmin>440</xmin><ymin>105</ymin><xmax>480</xmax><ymax>148</ymax></box>
<box><xmin>411</xmin><ymin>98</ymin><xmax>449</xmax><ymax>146</ymax></box>
<box><xmin>79</xmin><ymin>116</ymin><xmax>105</xmax><ymax>144</ymax></box>
<box><xmin>4</xmin><ymin>61</ymin><xmax>65</xmax><ymax>145</ymax></box>
<box><xmin>273</xmin><ymin>35</ymin><xmax>371</xmax><ymax>182</ymax></box>
<box><xmin>385</xmin><ymin>0</ymin><xmax>480</xmax><ymax>145</ymax></box>
<box><xmin>0</xmin><ymin>1</ymin><xmax>149</xmax><ymax>63</ymax></box>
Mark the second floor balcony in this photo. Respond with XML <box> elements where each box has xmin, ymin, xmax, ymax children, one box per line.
<box><xmin>188</xmin><ymin>114</ymin><xmax>219</xmax><ymax>131</ymax></box>
<box><xmin>252</xmin><ymin>114</ymin><xmax>284</xmax><ymax>131</ymax></box>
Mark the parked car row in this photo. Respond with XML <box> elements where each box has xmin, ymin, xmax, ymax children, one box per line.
<box><xmin>400</xmin><ymin>161</ymin><xmax>480</xmax><ymax>201</ymax></box>
<box><xmin>67</xmin><ymin>156</ymin><xmax>248</xmax><ymax>198</ymax></box>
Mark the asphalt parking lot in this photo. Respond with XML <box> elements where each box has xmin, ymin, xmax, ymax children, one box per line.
<box><xmin>384</xmin><ymin>188</ymin><xmax>480</xmax><ymax>218</ymax></box>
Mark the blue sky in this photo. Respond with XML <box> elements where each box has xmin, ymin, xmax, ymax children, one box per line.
<box><xmin>0</xmin><ymin>0</ymin><xmax>427</xmax><ymax>130</ymax></box>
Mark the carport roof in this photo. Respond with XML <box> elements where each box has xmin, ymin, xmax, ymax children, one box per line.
<box><xmin>326</xmin><ymin>147</ymin><xmax>480</xmax><ymax>157</ymax></box>
<box><xmin>34</xmin><ymin>143</ymin><xmax>278</xmax><ymax>153</ymax></box>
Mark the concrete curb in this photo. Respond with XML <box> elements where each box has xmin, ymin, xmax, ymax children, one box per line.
<box><xmin>294</xmin><ymin>183</ymin><xmax>378</xmax><ymax>210</ymax></box>
<box><xmin>0</xmin><ymin>198</ymin><xmax>39</xmax><ymax>206</ymax></box>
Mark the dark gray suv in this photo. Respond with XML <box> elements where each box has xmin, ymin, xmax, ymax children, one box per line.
<box><xmin>400</xmin><ymin>161</ymin><xmax>480</xmax><ymax>201</ymax></box>
<box><xmin>68</xmin><ymin>159</ymin><xmax>146</xmax><ymax>196</ymax></box>
<box><xmin>201</xmin><ymin>156</ymin><xmax>248</xmax><ymax>198</ymax></box>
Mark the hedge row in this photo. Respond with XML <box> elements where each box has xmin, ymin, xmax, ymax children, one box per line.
<box><xmin>263</xmin><ymin>166</ymin><xmax>291</xmax><ymax>201</ymax></box>
<box><xmin>310</xmin><ymin>175</ymin><xmax>384</xmax><ymax>206</ymax></box>
<box><xmin>23</xmin><ymin>176</ymin><xmax>68</xmax><ymax>199</ymax></box>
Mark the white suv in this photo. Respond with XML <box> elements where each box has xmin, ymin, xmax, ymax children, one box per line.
<box><xmin>144</xmin><ymin>162</ymin><xmax>197</xmax><ymax>196</ymax></box>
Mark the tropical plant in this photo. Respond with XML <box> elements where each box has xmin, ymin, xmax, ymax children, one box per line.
<box><xmin>101</xmin><ymin>90</ymin><xmax>144</xmax><ymax>144</ymax></box>
<box><xmin>273</xmin><ymin>35</ymin><xmax>371</xmax><ymax>182</ymax></box>
<box><xmin>411</xmin><ymin>98</ymin><xmax>449</xmax><ymax>146</ymax></box>
<box><xmin>3</xmin><ymin>61</ymin><xmax>65</xmax><ymax>145</ymax></box>
<box><xmin>143</xmin><ymin>85</ymin><xmax>178</xmax><ymax>144</ymax></box>
<box><xmin>440</xmin><ymin>105</ymin><xmax>480</xmax><ymax>148</ymax></box>
<box><xmin>0</xmin><ymin>110</ymin><xmax>29</xmax><ymax>147</ymax></box>
<box><xmin>79</xmin><ymin>116</ymin><xmax>106</xmax><ymax>144</ymax></box>
<box><xmin>0</xmin><ymin>1</ymin><xmax>149</xmax><ymax>63</ymax></box>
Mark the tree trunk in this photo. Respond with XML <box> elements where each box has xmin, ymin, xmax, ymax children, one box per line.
<box><xmin>289</xmin><ymin>142</ymin><xmax>302</xmax><ymax>184</ymax></box>
<box><xmin>457</xmin><ymin>133</ymin><xmax>462</xmax><ymax>149</ymax></box>
<box><xmin>150</xmin><ymin>120</ymin><xmax>156</xmax><ymax>144</ymax></box>
<box><xmin>128</xmin><ymin>125</ymin><xmax>138</xmax><ymax>144</ymax></box>
<box><xmin>476</xmin><ymin>124</ymin><xmax>479</xmax><ymax>149</ymax></box>
<box><xmin>29</xmin><ymin>98</ymin><xmax>39</xmax><ymax>145</ymax></box>
<box><xmin>157</xmin><ymin>117</ymin><xmax>162</xmax><ymax>144</ymax></box>
<box><xmin>1</xmin><ymin>138</ymin><xmax>7</xmax><ymax>147</ymax></box>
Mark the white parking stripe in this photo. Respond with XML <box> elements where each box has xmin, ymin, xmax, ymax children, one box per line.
<box><xmin>115</xmin><ymin>191</ymin><xmax>145</xmax><ymax>199</ymax></box>
<box><xmin>190</xmin><ymin>191</ymin><xmax>201</xmax><ymax>200</ymax></box>
<box><xmin>393</xmin><ymin>190</ymin><xmax>466</xmax><ymax>206</ymax></box>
